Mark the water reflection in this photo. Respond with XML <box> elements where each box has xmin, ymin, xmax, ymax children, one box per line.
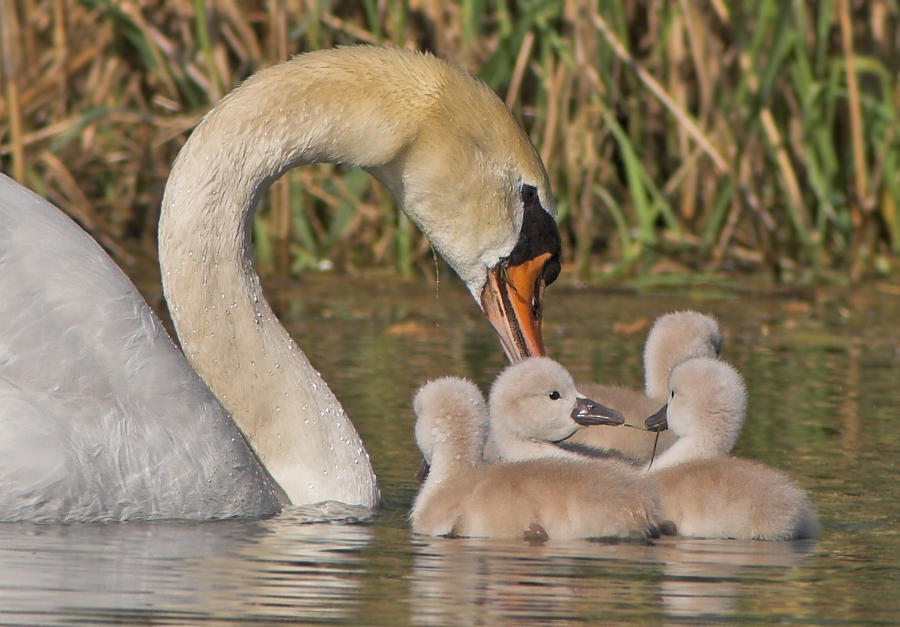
<box><xmin>655</xmin><ymin>537</ymin><xmax>815</xmax><ymax>622</ymax></box>
<box><xmin>3</xmin><ymin>275</ymin><xmax>899</xmax><ymax>625</ymax></box>
<box><xmin>410</xmin><ymin>537</ymin><xmax>660</xmax><ymax>625</ymax></box>
<box><xmin>409</xmin><ymin>535</ymin><xmax>815</xmax><ymax>626</ymax></box>
<box><xmin>0</xmin><ymin>505</ymin><xmax>372</xmax><ymax>625</ymax></box>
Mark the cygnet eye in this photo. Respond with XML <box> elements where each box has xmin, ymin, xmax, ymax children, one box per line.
<box><xmin>670</xmin><ymin>390</ymin><xmax>675</xmax><ymax>399</ymax></box>
<box><xmin>548</xmin><ymin>391</ymin><xmax>561</xmax><ymax>400</ymax></box>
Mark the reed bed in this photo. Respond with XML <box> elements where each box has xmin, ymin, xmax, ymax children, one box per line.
<box><xmin>1</xmin><ymin>0</ymin><xmax>898</xmax><ymax>283</ymax></box>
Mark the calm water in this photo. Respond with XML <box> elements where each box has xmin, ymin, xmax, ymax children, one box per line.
<box><xmin>2</xmin><ymin>274</ymin><xmax>899</xmax><ymax>626</ymax></box>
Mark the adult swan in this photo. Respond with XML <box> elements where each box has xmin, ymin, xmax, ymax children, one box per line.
<box><xmin>0</xmin><ymin>46</ymin><xmax>562</xmax><ymax>522</ymax></box>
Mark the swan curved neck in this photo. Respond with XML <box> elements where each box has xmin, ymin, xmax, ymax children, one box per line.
<box><xmin>158</xmin><ymin>46</ymin><xmax>553</xmax><ymax>507</ymax></box>
<box><xmin>157</xmin><ymin>53</ymin><xmax>439</xmax><ymax>507</ymax></box>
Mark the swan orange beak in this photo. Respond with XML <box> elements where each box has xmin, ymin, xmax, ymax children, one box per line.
<box><xmin>480</xmin><ymin>188</ymin><xmax>562</xmax><ymax>362</ymax></box>
<box><xmin>481</xmin><ymin>253</ymin><xmax>550</xmax><ymax>362</ymax></box>
<box><xmin>645</xmin><ymin>404</ymin><xmax>669</xmax><ymax>432</ymax></box>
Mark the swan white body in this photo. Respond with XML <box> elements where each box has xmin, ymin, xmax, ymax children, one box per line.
<box><xmin>566</xmin><ymin>311</ymin><xmax>722</xmax><ymax>461</ymax></box>
<box><xmin>0</xmin><ymin>173</ymin><xmax>280</xmax><ymax>521</ymax></box>
<box><xmin>648</xmin><ymin>357</ymin><xmax>819</xmax><ymax>540</ymax></box>
<box><xmin>0</xmin><ymin>46</ymin><xmax>563</xmax><ymax>520</ymax></box>
<box><xmin>410</xmin><ymin>359</ymin><xmax>660</xmax><ymax>540</ymax></box>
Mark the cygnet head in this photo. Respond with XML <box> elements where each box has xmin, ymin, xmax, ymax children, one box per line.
<box><xmin>646</xmin><ymin>357</ymin><xmax>747</xmax><ymax>461</ymax></box>
<box><xmin>487</xmin><ymin>357</ymin><xmax>624</xmax><ymax>462</ymax></box>
<box><xmin>413</xmin><ymin>377</ymin><xmax>489</xmax><ymax>477</ymax></box>
<box><xmin>644</xmin><ymin>311</ymin><xmax>723</xmax><ymax>399</ymax></box>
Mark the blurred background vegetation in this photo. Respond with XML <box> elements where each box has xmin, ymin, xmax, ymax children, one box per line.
<box><xmin>0</xmin><ymin>0</ymin><xmax>898</xmax><ymax>284</ymax></box>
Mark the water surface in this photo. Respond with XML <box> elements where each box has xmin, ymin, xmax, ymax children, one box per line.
<box><xmin>3</xmin><ymin>274</ymin><xmax>898</xmax><ymax>625</ymax></box>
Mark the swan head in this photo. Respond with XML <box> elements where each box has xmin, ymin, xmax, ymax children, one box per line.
<box><xmin>477</xmin><ymin>183</ymin><xmax>561</xmax><ymax>364</ymax></box>
<box><xmin>645</xmin><ymin>357</ymin><xmax>747</xmax><ymax>456</ymax></box>
<box><xmin>489</xmin><ymin>357</ymin><xmax>624</xmax><ymax>448</ymax></box>
<box><xmin>643</xmin><ymin>311</ymin><xmax>723</xmax><ymax>399</ymax></box>
<box><xmin>358</xmin><ymin>48</ymin><xmax>561</xmax><ymax>363</ymax></box>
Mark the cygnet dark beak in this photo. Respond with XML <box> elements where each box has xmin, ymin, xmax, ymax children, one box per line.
<box><xmin>571</xmin><ymin>396</ymin><xmax>624</xmax><ymax>426</ymax></box>
<box><xmin>645</xmin><ymin>404</ymin><xmax>669</xmax><ymax>432</ymax></box>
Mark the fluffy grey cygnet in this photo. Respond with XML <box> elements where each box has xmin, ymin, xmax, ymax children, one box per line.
<box><xmin>646</xmin><ymin>357</ymin><xmax>820</xmax><ymax>541</ymax></box>
<box><xmin>410</xmin><ymin>358</ymin><xmax>661</xmax><ymax>540</ymax></box>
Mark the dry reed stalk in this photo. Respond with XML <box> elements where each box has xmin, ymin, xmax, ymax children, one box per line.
<box><xmin>39</xmin><ymin>149</ymin><xmax>132</xmax><ymax>262</ymax></box>
<box><xmin>52</xmin><ymin>0</ymin><xmax>67</xmax><ymax>119</ymax></box>
<box><xmin>678</xmin><ymin>0</ymin><xmax>716</xmax><ymax>226</ymax></box>
<box><xmin>219</xmin><ymin>0</ymin><xmax>262</xmax><ymax>61</ymax></box>
<box><xmin>0</xmin><ymin>0</ymin><xmax>25</xmax><ymax>182</ymax></box>
<box><xmin>505</xmin><ymin>30</ymin><xmax>534</xmax><ymax>110</ymax></box>
<box><xmin>567</xmin><ymin>3</ymin><xmax>604</xmax><ymax>280</ymax></box>
<box><xmin>760</xmin><ymin>107</ymin><xmax>814</xmax><ymax>248</ymax></box>
<box><xmin>839</xmin><ymin>0</ymin><xmax>868</xmax><ymax>214</ymax></box>
<box><xmin>321</xmin><ymin>12</ymin><xmax>380</xmax><ymax>45</ymax></box>
<box><xmin>538</xmin><ymin>55</ymin><xmax>566</xmax><ymax>179</ymax></box>
<box><xmin>194</xmin><ymin>0</ymin><xmax>224</xmax><ymax>102</ymax></box>
<box><xmin>590</xmin><ymin>8</ymin><xmax>727</xmax><ymax>174</ymax></box>
<box><xmin>120</xmin><ymin>2</ymin><xmax>180</xmax><ymax>99</ymax></box>
<box><xmin>266</xmin><ymin>0</ymin><xmax>292</xmax><ymax>276</ymax></box>
<box><xmin>668</xmin><ymin>8</ymin><xmax>696</xmax><ymax>222</ymax></box>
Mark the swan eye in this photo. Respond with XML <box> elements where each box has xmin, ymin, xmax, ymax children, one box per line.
<box><xmin>671</xmin><ymin>390</ymin><xmax>675</xmax><ymax>399</ymax></box>
<box><xmin>548</xmin><ymin>391</ymin><xmax>561</xmax><ymax>400</ymax></box>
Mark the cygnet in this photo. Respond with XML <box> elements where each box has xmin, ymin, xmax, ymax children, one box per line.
<box><xmin>646</xmin><ymin>357</ymin><xmax>820</xmax><ymax>541</ymax></box>
<box><xmin>410</xmin><ymin>358</ymin><xmax>661</xmax><ymax>540</ymax></box>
